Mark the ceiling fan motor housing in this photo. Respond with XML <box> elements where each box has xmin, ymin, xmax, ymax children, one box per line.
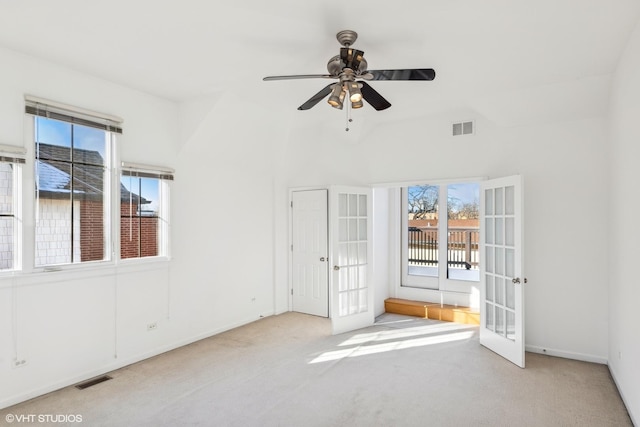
<box><xmin>326</xmin><ymin>54</ymin><xmax>368</xmax><ymax>76</ymax></box>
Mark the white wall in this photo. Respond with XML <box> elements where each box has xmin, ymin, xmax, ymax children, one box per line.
<box><xmin>0</xmin><ymin>45</ymin><xmax>290</xmax><ymax>409</ymax></box>
<box><xmin>282</xmin><ymin>109</ymin><xmax>610</xmax><ymax>363</ymax></box>
<box><xmin>170</xmin><ymin>89</ymin><xmax>288</xmax><ymax>339</ymax></box>
<box><xmin>608</xmin><ymin>18</ymin><xmax>640</xmax><ymax>426</ymax></box>
<box><xmin>372</xmin><ymin>188</ymin><xmax>391</xmax><ymax>316</ymax></box>
<box><xmin>0</xmin><ymin>46</ymin><xmax>181</xmax><ymax>408</ymax></box>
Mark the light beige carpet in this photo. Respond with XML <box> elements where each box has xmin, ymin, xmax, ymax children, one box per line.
<box><xmin>1</xmin><ymin>312</ymin><xmax>632</xmax><ymax>426</ymax></box>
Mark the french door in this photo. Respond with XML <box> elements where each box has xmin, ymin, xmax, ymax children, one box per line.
<box><xmin>479</xmin><ymin>175</ymin><xmax>525</xmax><ymax>367</ymax></box>
<box><xmin>329</xmin><ymin>186</ymin><xmax>374</xmax><ymax>335</ymax></box>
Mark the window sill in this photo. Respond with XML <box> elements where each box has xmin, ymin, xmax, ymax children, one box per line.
<box><xmin>0</xmin><ymin>257</ymin><xmax>171</xmax><ymax>288</ymax></box>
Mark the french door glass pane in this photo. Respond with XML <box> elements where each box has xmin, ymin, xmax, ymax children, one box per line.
<box><xmin>495</xmin><ymin>187</ymin><xmax>504</xmax><ymax>215</ymax></box>
<box><xmin>485</xmin><ymin>303</ymin><xmax>495</xmax><ymax>331</ymax></box>
<box><xmin>339</xmin><ymin>194</ymin><xmax>348</xmax><ymax>216</ymax></box>
<box><xmin>339</xmin><ymin>219</ymin><xmax>347</xmax><ymax>241</ymax></box>
<box><xmin>495</xmin><ymin>277</ymin><xmax>505</xmax><ymax>306</ymax></box>
<box><xmin>346</xmin><ymin>219</ymin><xmax>355</xmax><ymax>241</ymax></box>
<box><xmin>358</xmin><ymin>195</ymin><xmax>367</xmax><ymax>216</ymax></box>
<box><xmin>505</xmin><ymin>249</ymin><xmax>514</xmax><ymax>278</ymax></box>
<box><xmin>358</xmin><ymin>242</ymin><xmax>367</xmax><ymax>264</ymax></box>
<box><xmin>348</xmin><ymin>194</ymin><xmax>358</xmax><ymax>216</ymax></box>
<box><xmin>486</xmin><ymin>218</ymin><xmax>494</xmax><ymax>244</ymax></box>
<box><xmin>505</xmin><ymin>218</ymin><xmax>515</xmax><ymax>246</ymax></box>
<box><xmin>506</xmin><ymin>279</ymin><xmax>515</xmax><ymax>310</ymax></box>
<box><xmin>485</xmin><ymin>189</ymin><xmax>493</xmax><ymax>215</ymax></box>
<box><xmin>486</xmin><ymin>246</ymin><xmax>494</xmax><ymax>273</ymax></box>
<box><xmin>338</xmin><ymin>243</ymin><xmax>348</xmax><ymax>266</ymax></box>
<box><xmin>505</xmin><ymin>185</ymin><xmax>515</xmax><ymax>215</ymax></box>
<box><xmin>348</xmin><ymin>242</ymin><xmax>358</xmax><ymax>265</ymax></box>
<box><xmin>496</xmin><ymin>307</ymin><xmax>505</xmax><ymax>335</ymax></box>
<box><xmin>495</xmin><ymin>247</ymin><xmax>504</xmax><ymax>276</ymax></box>
<box><xmin>485</xmin><ymin>275</ymin><xmax>494</xmax><ymax>302</ymax></box>
<box><xmin>495</xmin><ymin>218</ymin><xmax>504</xmax><ymax>245</ymax></box>
<box><xmin>506</xmin><ymin>310</ymin><xmax>516</xmax><ymax>340</ymax></box>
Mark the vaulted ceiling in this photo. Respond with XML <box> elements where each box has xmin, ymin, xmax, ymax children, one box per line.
<box><xmin>1</xmin><ymin>1</ymin><xmax>639</xmax><ymax>126</ymax></box>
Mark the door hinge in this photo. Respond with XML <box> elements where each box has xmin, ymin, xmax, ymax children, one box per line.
<box><xmin>291</xmin><ymin>288</ymin><xmax>293</xmax><ymax>295</ymax></box>
<box><xmin>290</xmin><ymin>201</ymin><xmax>293</xmax><ymax>208</ymax></box>
<box><xmin>291</xmin><ymin>244</ymin><xmax>293</xmax><ymax>251</ymax></box>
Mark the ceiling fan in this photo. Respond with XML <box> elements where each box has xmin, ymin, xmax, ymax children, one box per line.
<box><xmin>263</xmin><ymin>30</ymin><xmax>435</xmax><ymax>112</ymax></box>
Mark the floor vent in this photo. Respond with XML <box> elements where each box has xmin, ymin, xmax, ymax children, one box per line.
<box><xmin>75</xmin><ymin>375</ymin><xmax>112</xmax><ymax>390</ymax></box>
<box><xmin>453</xmin><ymin>120</ymin><xmax>474</xmax><ymax>136</ymax></box>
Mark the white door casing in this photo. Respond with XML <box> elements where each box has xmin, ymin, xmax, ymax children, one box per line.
<box><xmin>479</xmin><ymin>175</ymin><xmax>525</xmax><ymax>367</ymax></box>
<box><xmin>292</xmin><ymin>190</ymin><xmax>329</xmax><ymax>317</ymax></box>
<box><xmin>329</xmin><ymin>186</ymin><xmax>374</xmax><ymax>335</ymax></box>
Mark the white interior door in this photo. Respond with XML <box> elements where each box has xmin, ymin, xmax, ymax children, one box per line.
<box><xmin>329</xmin><ymin>186</ymin><xmax>374</xmax><ymax>335</ymax></box>
<box><xmin>292</xmin><ymin>190</ymin><xmax>329</xmax><ymax>317</ymax></box>
<box><xmin>480</xmin><ymin>175</ymin><xmax>525</xmax><ymax>367</ymax></box>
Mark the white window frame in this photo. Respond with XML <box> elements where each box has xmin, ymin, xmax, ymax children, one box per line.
<box><xmin>25</xmin><ymin>96</ymin><xmax>122</xmax><ymax>270</ymax></box>
<box><xmin>118</xmin><ymin>162</ymin><xmax>172</xmax><ymax>262</ymax></box>
<box><xmin>400</xmin><ymin>179</ymin><xmax>482</xmax><ymax>296</ymax></box>
<box><xmin>0</xmin><ymin>146</ymin><xmax>25</xmax><ymax>273</ymax></box>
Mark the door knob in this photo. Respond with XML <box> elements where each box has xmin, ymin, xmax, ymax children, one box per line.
<box><xmin>334</xmin><ymin>265</ymin><xmax>340</xmax><ymax>271</ymax></box>
<box><xmin>320</xmin><ymin>257</ymin><xmax>326</xmax><ymax>262</ymax></box>
<box><xmin>512</xmin><ymin>277</ymin><xmax>521</xmax><ymax>284</ymax></box>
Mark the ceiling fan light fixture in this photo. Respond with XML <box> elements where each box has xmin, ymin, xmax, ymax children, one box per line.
<box><xmin>352</xmin><ymin>99</ymin><xmax>364</xmax><ymax>109</ymax></box>
<box><xmin>327</xmin><ymin>84</ymin><xmax>346</xmax><ymax>109</ymax></box>
<box><xmin>347</xmin><ymin>82</ymin><xmax>363</xmax><ymax>102</ymax></box>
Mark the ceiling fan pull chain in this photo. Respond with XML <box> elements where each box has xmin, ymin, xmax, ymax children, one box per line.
<box><xmin>345</xmin><ymin>97</ymin><xmax>350</xmax><ymax>132</ymax></box>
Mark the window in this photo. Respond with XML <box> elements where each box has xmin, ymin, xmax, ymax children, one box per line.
<box><xmin>406</xmin><ymin>185</ymin><xmax>439</xmax><ymax>280</ymax></box>
<box><xmin>0</xmin><ymin>154</ymin><xmax>24</xmax><ymax>271</ymax></box>
<box><xmin>402</xmin><ymin>182</ymin><xmax>480</xmax><ymax>290</ymax></box>
<box><xmin>120</xmin><ymin>166</ymin><xmax>172</xmax><ymax>259</ymax></box>
<box><xmin>27</xmin><ymin>97</ymin><xmax>122</xmax><ymax>267</ymax></box>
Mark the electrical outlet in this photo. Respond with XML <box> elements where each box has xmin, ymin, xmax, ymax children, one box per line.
<box><xmin>147</xmin><ymin>322</ymin><xmax>158</xmax><ymax>331</ymax></box>
<box><xmin>13</xmin><ymin>359</ymin><xmax>27</xmax><ymax>368</ymax></box>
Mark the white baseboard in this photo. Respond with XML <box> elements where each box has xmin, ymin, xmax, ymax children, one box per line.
<box><xmin>608</xmin><ymin>365</ymin><xmax>638</xmax><ymax>426</ymax></box>
<box><xmin>0</xmin><ymin>311</ymin><xmax>276</xmax><ymax>410</ymax></box>
<box><xmin>525</xmin><ymin>345</ymin><xmax>607</xmax><ymax>365</ymax></box>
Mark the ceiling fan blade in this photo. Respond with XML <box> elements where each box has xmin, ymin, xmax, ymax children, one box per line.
<box><xmin>263</xmin><ymin>74</ymin><xmax>335</xmax><ymax>81</ymax></box>
<box><xmin>367</xmin><ymin>68</ymin><xmax>436</xmax><ymax>81</ymax></box>
<box><xmin>360</xmin><ymin>82</ymin><xmax>392</xmax><ymax>111</ymax></box>
<box><xmin>298</xmin><ymin>84</ymin><xmax>334</xmax><ymax>110</ymax></box>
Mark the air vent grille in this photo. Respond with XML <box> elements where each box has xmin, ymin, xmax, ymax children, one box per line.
<box><xmin>75</xmin><ymin>375</ymin><xmax>112</xmax><ymax>390</ymax></box>
<box><xmin>453</xmin><ymin>121</ymin><xmax>474</xmax><ymax>136</ymax></box>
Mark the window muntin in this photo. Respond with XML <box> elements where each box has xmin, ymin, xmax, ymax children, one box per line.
<box><xmin>34</xmin><ymin>116</ymin><xmax>112</xmax><ymax>266</ymax></box>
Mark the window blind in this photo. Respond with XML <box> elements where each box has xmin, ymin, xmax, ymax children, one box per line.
<box><xmin>0</xmin><ymin>156</ymin><xmax>25</xmax><ymax>164</ymax></box>
<box><xmin>0</xmin><ymin>145</ymin><xmax>26</xmax><ymax>164</ymax></box>
<box><xmin>25</xmin><ymin>95</ymin><xmax>123</xmax><ymax>134</ymax></box>
<box><xmin>121</xmin><ymin>162</ymin><xmax>174</xmax><ymax>181</ymax></box>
